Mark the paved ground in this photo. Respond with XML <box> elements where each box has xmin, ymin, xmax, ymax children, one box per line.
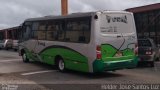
<box><xmin>0</xmin><ymin>50</ymin><xmax>160</xmax><ymax>90</ymax></box>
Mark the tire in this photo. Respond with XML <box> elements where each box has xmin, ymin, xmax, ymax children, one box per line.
<box><xmin>150</xmin><ymin>61</ymin><xmax>154</xmax><ymax>67</ymax></box>
<box><xmin>156</xmin><ymin>57</ymin><xmax>159</xmax><ymax>61</ymax></box>
<box><xmin>14</xmin><ymin>49</ymin><xmax>17</xmax><ymax>51</ymax></box>
<box><xmin>22</xmin><ymin>53</ymin><xmax>29</xmax><ymax>63</ymax></box>
<box><xmin>6</xmin><ymin>48</ymin><xmax>9</xmax><ymax>50</ymax></box>
<box><xmin>57</xmin><ymin>59</ymin><xmax>65</xmax><ymax>72</ymax></box>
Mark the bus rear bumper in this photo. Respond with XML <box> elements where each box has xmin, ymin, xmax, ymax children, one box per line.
<box><xmin>93</xmin><ymin>57</ymin><xmax>138</xmax><ymax>73</ymax></box>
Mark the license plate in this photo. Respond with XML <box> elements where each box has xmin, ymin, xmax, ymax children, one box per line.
<box><xmin>115</xmin><ymin>51</ymin><xmax>122</xmax><ymax>57</ymax></box>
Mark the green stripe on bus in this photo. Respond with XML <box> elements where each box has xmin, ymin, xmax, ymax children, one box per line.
<box><xmin>40</xmin><ymin>47</ymin><xmax>89</xmax><ymax>72</ymax></box>
<box><xmin>93</xmin><ymin>56</ymin><xmax>138</xmax><ymax>72</ymax></box>
<box><xmin>101</xmin><ymin>44</ymin><xmax>135</xmax><ymax>61</ymax></box>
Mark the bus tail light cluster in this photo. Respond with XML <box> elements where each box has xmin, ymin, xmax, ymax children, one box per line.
<box><xmin>96</xmin><ymin>45</ymin><xmax>102</xmax><ymax>60</ymax></box>
<box><xmin>134</xmin><ymin>43</ymin><xmax>138</xmax><ymax>55</ymax></box>
<box><xmin>146</xmin><ymin>51</ymin><xmax>152</xmax><ymax>55</ymax></box>
<box><xmin>145</xmin><ymin>48</ymin><xmax>152</xmax><ymax>55</ymax></box>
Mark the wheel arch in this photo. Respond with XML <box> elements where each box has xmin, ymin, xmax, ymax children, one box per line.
<box><xmin>20</xmin><ymin>49</ymin><xmax>25</xmax><ymax>56</ymax></box>
<box><xmin>54</xmin><ymin>55</ymin><xmax>63</xmax><ymax>65</ymax></box>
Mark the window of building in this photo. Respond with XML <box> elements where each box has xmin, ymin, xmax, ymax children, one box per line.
<box><xmin>0</xmin><ymin>32</ymin><xmax>4</xmax><ymax>40</ymax></box>
<box><xmin>134</xmin><ymin>9</ymin><xmax>160</xmax><ymax>46</ymax></box>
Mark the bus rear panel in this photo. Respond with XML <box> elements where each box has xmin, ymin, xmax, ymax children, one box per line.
<box><xmin>93</xmin><ymin>11</ymin><xmax>138</xmax><ymax>72</ymax></box>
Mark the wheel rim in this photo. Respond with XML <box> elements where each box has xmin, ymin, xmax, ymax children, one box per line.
<box><xmin>23</xmin><ymin>54</ymin><xmax>26</xmax><ymax>61</ymax></box>
<box><xmin>58</xmin><ymin>60</ymin><xmax>64</xmax><ymax>71</ymax></box>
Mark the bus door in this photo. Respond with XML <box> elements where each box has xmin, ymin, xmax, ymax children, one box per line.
<box><xmin>31</xmin><ymin>22</ymin><xmax>47</xmax><ymax>62</ymax></box>
<box><xmin>22</xmin><ymin>22</ymin><xmax>38</xmax><ymax>54</ymax></box>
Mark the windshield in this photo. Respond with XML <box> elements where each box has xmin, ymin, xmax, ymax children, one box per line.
<box><xmin>100</xmin><ymin>13</ymin><xmax>135</xmax><ymax>34</ymax></box>
<box><xmin>138</xmin><ymin>39</ymin><xmax>151</xmax><ymax>47</ymax></box>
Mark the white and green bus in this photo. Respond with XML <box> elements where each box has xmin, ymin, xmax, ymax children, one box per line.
<box><xmin>18</xmin><ymin>11</ymin><xmax>138</xmax><ymax>73</ymax></box>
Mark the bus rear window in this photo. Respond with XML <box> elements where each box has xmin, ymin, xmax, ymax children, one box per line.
<box><xmin>100</xmin><ymin>13</ymin><xmax>135</xmax><ymax>34</ymax></box>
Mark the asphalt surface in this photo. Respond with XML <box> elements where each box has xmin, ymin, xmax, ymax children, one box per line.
<box><xmin>0</xmin><ymin>50</ymin><xmax>160</xmax><ymax>90</ymax></box>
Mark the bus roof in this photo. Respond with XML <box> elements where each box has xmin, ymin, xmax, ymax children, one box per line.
<box><xmin>25</xmin><ymin>12</ymin><xmax>94</xmax><ymax>22</ymax></box>
<box><xmin>25</xmin><ymin>11</ymin><xmax>131</xmax><ymax>22</ymax></box>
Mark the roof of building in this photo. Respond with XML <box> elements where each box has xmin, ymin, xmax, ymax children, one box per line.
<box><xmin>126</xmin><ymin>3</ymin><xmax>160</xmax><ymax>13</ymax></box>
<box><xmin>0</xmin><ymin>26</ymin><xmax>19</xmax><ymax>31</ymax></box>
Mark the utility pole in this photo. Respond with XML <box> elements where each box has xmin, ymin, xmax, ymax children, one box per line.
<box><xmin>61</xmin><ymin>0</ymin><xmax>68</xmax><ymax>15</ymax></box>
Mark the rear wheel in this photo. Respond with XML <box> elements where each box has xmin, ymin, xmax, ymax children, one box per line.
<box><xmin>22</xmin><ymin>52</ymin><xmax>29</xmax><ymax>63</ymax></box>
<box><xmin>57</xmin><ymin>59</ymin><xmax>65</xmax><ymax>72</ymax></box>
<box><xmin>6</xmin><ymin>48</ymin><xmax>9</xmax><ymax>50</ymax></box>
<box><xmin>14</xmin><ymin>49</ymin><xmax>17</xmax><ymax>51</ymax></box>
<box><xmin>150</xmin><ymin>61</ymin><xmax>154</xmax><ymax>67</ymax></box>
<box><xmin>156</xmin><ymin>57</ymin><xmax>159</xmax><ymax>61</ymax></box>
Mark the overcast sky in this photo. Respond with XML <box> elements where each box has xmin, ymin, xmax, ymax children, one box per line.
<box><xmin>0</xmin><ymin>0</ymin><xmax>160</xmax><ymax>29</ymax></box>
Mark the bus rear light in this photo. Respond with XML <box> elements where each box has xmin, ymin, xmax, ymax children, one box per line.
<box><xmin>97</xmin><ymin>53</ymin><xmax>102</xmax><ymax>60</ymax></box>
<box><xmin>96</xmin><ymin>45</ymin><xmax>102</xmax><ymax>60</ymax></box>
<box><xmin>134</xmin><ymin>43</ymin><xmax>138</xmax><ymax>55</ymax></box>
<box><xmin>146</xmin><ymin>51</ymin><xmax>152</xmax><ymax>55</ymax></box>
<box><xmin>145</xmin><ymin>48</ymin><xmax>152</xmax><ymax>55</ymax></box>
<box><xmin>135</xmin><ymin>43</ymin><xmax>138</xmax><ymax>48</ymax></box>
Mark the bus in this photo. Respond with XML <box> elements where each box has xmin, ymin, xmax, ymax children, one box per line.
<box><xmin>0</xmin><ymin>26</ymin><xmax>20</xmax><ymax>50</ymax></box>
<box><xmin>18</xmin><ymin>11</ymin><xmax>138</xmax><ymax>73</ymax></box>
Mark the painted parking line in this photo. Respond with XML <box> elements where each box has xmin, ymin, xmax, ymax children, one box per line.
<box><xmin>21</xmin><ymin>70</ymin><xmax>55</xmax><ymax>76</ymax></box>
<box><xmin>0</xmin><ymin>59</ymin><xmax>21</xmax><ymax>62</ymax></box>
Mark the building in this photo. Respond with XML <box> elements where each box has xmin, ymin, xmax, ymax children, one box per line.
<box><xmin>126</xmin><ymin>3</ymin><xmax>160</xmax><ymax>46</ymax></box>
<box><xmin>0</xmin><ymin>26</ymin><xmax>20</xmax><ymax>40</ymax></box>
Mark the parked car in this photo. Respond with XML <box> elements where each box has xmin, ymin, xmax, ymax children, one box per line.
<box><xmin>138</xmin><ymin>38</ymin><xmax>160</xmax><ymax>67</ymax></box>
<box><xmin>12</xmin><ymin>40</ymin><xmax>18</xmax><ymax>51</ymax></box>
<box><xmin>0</xmin><ymin>40</ymin><xmax>5</xmax><ymax>49</ymax></box>
<box><xmin>0</xmin><ymin>39</ymin><xmax>13</xmax><ymax>50</ymax></box>
<box><xmin>158</xmin><ymin>44</ymin><xmax>160</xmax><ymax>59</ymax></box>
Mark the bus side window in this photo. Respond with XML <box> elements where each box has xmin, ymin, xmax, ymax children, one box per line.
<box><xmin>37</xmin><ymin>22</ymin><xmax>47</xmax><ymax>40</ymax></box>
<box><xmin>65</xmin><ymin>17</ymin><xmax>91</xmax><ymax>43</ymax></box>
<box><xmin>24</xmin><ymin>25</ymin><xmax>32</xmax><ymax>40</ymax></box>
<box><xmin>78</xmin><ymin>36</ymin><xmax>85</xmax><ymax>42</ymax></box>
<box><xmin>31</xmin><ymin>22</ymin><xmax>39</xmax><ymax>39</ymax></box>
<box><xmin>65</xmin><ymin>38</ymin><xmax>70</xmax><ymax>41</ymax></box>
<box><xmin>20</xmin><ymin>22</ymin><xmax>32</xmax><ymax>41</ymax></box>
<box><xmin>47</xmin><ymin>23</ymin><xmax>57</xmax><ymax>41</ymax></box>
<box><xmin>46</xmin><ymin>20</ymin><xmax>65</xmax><ymax>41</ymax></box>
